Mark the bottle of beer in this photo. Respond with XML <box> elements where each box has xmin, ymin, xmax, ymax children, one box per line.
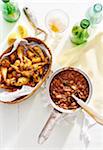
<box><xmin>2</xmin><ymin>0</ymin><xmax>20</xmax><ymax>23</ymax></box>
<box><xmin>86</xmin><ymin>3</ymin><xmax>103</xmax><ymax>25</ymax></box>
<box><xmin>71</xmin><ymin>19</ymin><xmax>90</xmax><ymax>45</ymax></box>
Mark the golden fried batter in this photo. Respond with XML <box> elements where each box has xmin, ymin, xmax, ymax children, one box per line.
<box><xmin>0</xmin><ymin>41</ymin><xmax>49</xmax><ymax>91</ymax></box>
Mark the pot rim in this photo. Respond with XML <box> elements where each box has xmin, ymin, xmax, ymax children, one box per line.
<box><xmin>47</xmin><ymin>67</ymin><xmax>93</xmax><ymax>114</ymax></box>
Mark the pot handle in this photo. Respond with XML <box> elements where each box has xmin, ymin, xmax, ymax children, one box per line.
<box><xmin>38</xmin><ymin>109</ymin><xmax>62</xmax><ymax>144</ymax></box>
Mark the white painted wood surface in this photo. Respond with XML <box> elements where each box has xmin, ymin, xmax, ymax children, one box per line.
<box><xmin>0</xmin><ymin>1</ymin><xmax>103</xmax><ymax>149</ymax></box>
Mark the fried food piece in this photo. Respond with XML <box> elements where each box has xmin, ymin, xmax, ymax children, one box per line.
<box><xmin>33</xmin><ymin>46</ymin><xmax>45</xmax><ymax>61</ymax></box>
<box><xmin>8</xmin><ymin>66</ymin><xmax>14</xmax><ymax>73</ymax></box>
<box><xmin>23</xmin><ymin>56</ymin><xmax>32</xmax><ymax>70</ymax></box>
<box><xmin>32</xmin><ymin>64</ymin><xmax>42</xmax><ymax>70</ymax></box>
<box><xmin>27</xmin><ymin>81</ymin><xmax>35</xmax><ymax>87</ymax></box>
<box><xmin>17</xmin><ymin>45</ymin><xmax>24</xmax><ymax>62</ymax></box>
<box><xmin>18</xmin><ymin>25</ymin><xmax>28</xmax><ymax>38</ymax></box>
<box><xmin>21</xmin><ymin>70</ymin><xmax>34</xmax><ymax>78</ymax></box>
<box><xmin>0</xmin><ymin>83</ymin><xmax>17</xmax><ymax>92</ymax></box>
<box><xmin>32</xmin><ymin>62</ymin><xmax>47</xmax><ymax>70</ymax></box>
<box><xmin>0</xmin><ymin>83</ymin><xmax>11</xmax><ymax>89</ymax></box>
<box><xmin>10</xmin><ymin>64</ymin><xmax>20</xmax><ymax>73</ymax></box>
<box><xmin>7</xmin><ymin>72</ymin><xmax>21</xmax><ymax>79</ymax></box>
<box><xmin>14</xmin><ymin>77</ymin><xmax>29</xmax><ymax>86</ymax></box>
<box><xmin>32</xmin><ymin>57</ymin><xmax>41</xmax><ymax>63</ymax></box>
<box><xmin>0</xmin><ymin>71</ymin><xmax>2</xmax><ymax>82</ymax></box>
<box><xmin>33</xmin><ymin>73</ymin><xmax>40</xmax><ymax>83</ymax></box>
<box><xmin>28</xmin><ymin>46</ymin><xmax>36</xmax><ymax>53</ymax></box>
<box><xmin>6</xmin><ymin>77</ymin><xmax>16</xmax><ymax>86</ymax></box>
<box><xmin>39</xmin><ymin>68</ymin><xmax>43</xmax><ymax>75</ymax></box>
<box><xmin>26</xmin><ymin>48</ymin><xmax>42</xmax><ymax>63</ymax></box>
<box><xmin>26</xmin><ymin>50</ymin><xmax>34</xmax><ymax>59</ymax></box>
<box><xmin>24</xmin><ymin>56</ymin><xmax>32</xmax><ymax>65</ymax></box>
<box><xmin>7</xmin><ymin>73</ymin><xmax>13</xmax><ymax>79</ymax></box>
<box><xmin>1</xmin><ymin>67</ymin><xmax>7</xmax><ymax>81</ymax></box>
<box><xmin>11</xmin><ymin>71</ymin><xmax>17</xmax><ymax>78</ymax></box>
<box><xmin>13</xmin><ymin>59</ymin><xmax>21</xmax><ymax>67</ymax></box>
<box><xmin>9</xmin><ymin>52</ymin><xmax>17</xmax><ymax>63</ymax></box>
<box><xmin>28</xmin><ymin>46</ymin><xmax>43</xmax><ymax>59</ymax></box>
<box><xmin>0</xmin><ymin>58</ymin><xmax>10</xmax><ymax>68</ymax></box>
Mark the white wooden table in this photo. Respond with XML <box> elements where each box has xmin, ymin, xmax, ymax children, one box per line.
<box><xmin>0</xmin><ymin>0</ymin><xmax>103</xmax><ymax>149</ymax></box>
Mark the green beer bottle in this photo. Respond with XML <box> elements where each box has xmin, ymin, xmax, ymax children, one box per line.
<box><xmin>71</xmin><ymin>19</ymin><xmax>90</xmax><ymax>45</ymax></box>
<box><xmin>86</xmin><ymin>3</ymin><xmax>103</xmax><ymax>25</ymax></box>
<box><xmin>2</xmin><ymin>0</ymin><xmax>20</xmax><ymax>23</ymax></box>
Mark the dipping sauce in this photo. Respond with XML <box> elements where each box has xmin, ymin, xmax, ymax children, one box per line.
<box><xmin>49</xmin><ymin>68</ymin><xmax>89</xmax><ymax>110</ymax></box>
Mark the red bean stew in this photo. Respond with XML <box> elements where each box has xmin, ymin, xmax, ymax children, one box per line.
<box><xmin>49</xmin><ymin>68</ymin><xmax>89</xmax><ymax>110</ymax></box>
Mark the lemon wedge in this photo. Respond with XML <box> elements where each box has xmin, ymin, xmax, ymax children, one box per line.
<box><xmin>7</xmin><ymin>25</ymin><xmax>28</xmax><ymax>46</ymax></box>
<box><xmin>7</xmin><ymin>32</ymin><xmax>17</xmax><ymax>45</ymax></box>
<box><xmin>18</xmin><ymin>25</ymin><xmax>28</xmax><ymax>38</ymax></box>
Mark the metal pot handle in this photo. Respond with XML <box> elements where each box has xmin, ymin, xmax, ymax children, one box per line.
<box><xmin>38</xmin><ymin>109</ymin><xmax>62</xmax><ymax>144</ymax></box>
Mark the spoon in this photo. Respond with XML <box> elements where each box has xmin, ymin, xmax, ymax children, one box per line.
<box><xmin>72</xmin><ymin>95</ymin><xmax>103</xmax><ymax>125</ymax></box>
<box><xmin>63</xmin><ymin>80</ymin><xmax>103</xmax><ymax>125</ymax></box>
